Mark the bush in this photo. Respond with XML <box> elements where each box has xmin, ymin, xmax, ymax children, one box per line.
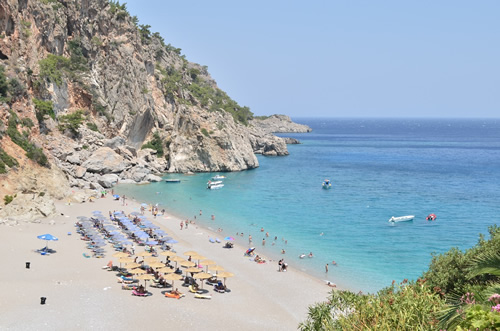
<box><xmin>201</xmin><ymin>128</ymin><xmax>210</xmax><ymax>137</ymax></box>
<box><xmin>0</xmin><ymin>148</ymin><xmax>19</xmax><ymax>169</ymax></box>
<box><xmin>0</xmin><ymin>66</ymin><xmax>8</xmax><ymax>99</ymax></box>
<box><xmin>38</xmin><ymin>54</ymin><xmax>70</xmax><ymax>86</ymax></box>
<box><xmin>8</xmin><ymin>78</ymin><xmax>26</xmax><ymax>100</ymax></box>
<box><xmin>86</xmin><ymin>122</ymin><xmax>99</xmax><ymax>132</ymax></box>
<box><xmin>141</xmin><ymin>131</ymin><xmax>164</xmax><ymax>157</ymax></box>
<box><xmin>3</xmin><ymin>194</ymin><xmax>15</xmax><ymax>205</ymax></box>
<box><xmin>21</xmin><ymin>117</ymin><xmax>34</xmax><ymax>128</ymax></box>
<box><xmin>33</xmin><ymin>98</ymin><xmax>55</xmax><ymax>123</ymax></box>
<box><xmin>58</xmin><ymin>110</ymin><xmax>85</xmax><ymax>135</ymax></box>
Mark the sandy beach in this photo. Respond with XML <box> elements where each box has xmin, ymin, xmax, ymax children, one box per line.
<box><xmin>0</xmin><ymin>192</ymin><xmax>331</xmax><ymax>330</ymax></box>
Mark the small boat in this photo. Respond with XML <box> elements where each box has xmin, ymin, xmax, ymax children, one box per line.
<box><xmin>165</xmin><ymin>179</ymin><xmax>181</xmax><ymax>183</ymax></box>
<box><xmin>322</xmin><ymin>179</ymin><xmax>332</xmax><ymax>189</ymax></box>
<box><xmin>212</xmin><ymin>175</ymin><xmax>226</xmax><ymax>180</ymax></box>
<box><xmin>388</xmin><ymin>215</ymin><xmax>414</xmax><ymax>223</ymax></box>
<box><xmin>207</xmin><ymin>180</ymin><xmax>224</xmax><ymax>190</ymax></box>
<box><xmin>426</xmin><ymin>213</ymin><xmax>437</xmax><ymax>221</ymax></box>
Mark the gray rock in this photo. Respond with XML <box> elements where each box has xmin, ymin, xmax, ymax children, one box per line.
<box><xmin>66</xmin><ymin>153</ymin><xmax>81</xmax><ymax>164</ymax></box>
<box><xmin>74</xmin><ymin>166</ymin><xmax>87</xmax><ymax>178</ymax></box>
<box><xmin>145</xmin><ymin>174</ymin><xmax>162</xmax><ymax>182</ymax></box>
<box><xmin>82</xmin><ymin>147</ymin><xmax>131</xmax><ymax>174</ymax></box>
<box><xmin>104</xmin><ymin>136</ymin><xmax>126</xmax><ymax>149</ymax></box>
<box><xmin>282</xmin><ymin>137</ymin><xmax>301</xmax><ymax>144</ymax></box>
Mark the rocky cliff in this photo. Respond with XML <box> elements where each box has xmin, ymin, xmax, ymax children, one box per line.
<box><xmin>0</xmin><ymin>0</ymin><xmax>309</xmax><ymax>220</ymax></box>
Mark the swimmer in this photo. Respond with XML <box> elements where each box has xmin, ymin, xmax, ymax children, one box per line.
<box><xmin>326</xmin><ymin>281</ymin><xmax>336</xmax><ymax>288</ymax></box>
<box><xmin>320</xmin><ymin>232</ymin><xmax>324</xmax><ymax>236</ymax></box>
<box><xmin>332</xmin><ymin>260</ymin><xmax>337</xmax><ymax>266</ymax></box>
<box><xmin>260</xmin><ymin>227</ymin><xmax>264</xmax><ymax>232</ymax></box>
<box><xmin>308</xmin><ymin>252</ymin><xmax>314</xmax><ymax>258</ymax></box>
<box><xmin>281</xmin><ymin>249</ymin><xmax>286</xmax><ymax>254</ymax></box>
<box><xmin>299</xmin><ymin>254</ymin><xmax>306</xmax><ymax>259</ymax></box>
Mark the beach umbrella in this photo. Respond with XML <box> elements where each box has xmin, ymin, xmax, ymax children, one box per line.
<box><xmin>209</xmin><ymin>265</ymin><xmax>225</xmax><ymax>274</ymax></box>
<box><xmin>113</xmin><ymin>252</ymin><xmax>130</xmax><ymax>258</ymax></box>
<box><xmin>193</xmin><ymin>272</ymin><xmax>212</xmax><ymax>289</ymax></box>
<box><xmin>125</xmin><ymin>262</ymin><xmax>141</xmax><ymax>270</ymax></box>
<box><xmin>169</xmin><ymin>256</ymin><xmax>186</xmax><ymax>268</ymax></box>
<box><xmin>113</xmin><ymin>195</ymin><xmax>120</xmax><ymax>200</ymax></box>
<box><xmin>136</xmin><ymin>273</ymin><xmax>155</xmax><ymax>288</ymax></box>
<box><xmin>224</xmin><ymin>236</ymin><xmax>235</xmax><ymax>241</ymax></box>
<box><xmin>158</xmin><ymin>267</ymin><xmax>174</xmax><ymax>274</ymax></box>
<box><xmin>190</xmin><ymin>254</ymin><xmax>206</xmax><ymax>267</ymax></box>
<box><xmin>130</xmin><ymin>268</ymin><xmax>146</xmax><ymax>275</ymax></box>
<box><xmin>165</xmin><ymin>239</ymin><xmax>178</xmax><ymax>244</ymax></box>
<box><xmin>119</xmin><ymin>257</ymin><xmax>134</xmax><ymax>263</ymax></box>
<box><xmin>144</xmin><ymin>257</ymin><xmax>159</xmax><ymax>263</ymax></box>
<box><xmin>37</xmin><ymin>233</ymin><xmax>58</xmax><ymax>250</ymax></box>
<box><xmin>160</xmin><ymin>251</ymin><xmax>176</xmax><ymax>257</ymax></box>
<box><xmin>163</xmin><ymin>273</ymin><xmax>182</xmax><ymax>289</ymax></box>
<box><xmin>201</xmin><ymin>259</ymin><xmax>216</xmax><ymax>272</ymax></box>
<box><xmin>183</xmin><ymin>251</ymin><xmax>198</xmax><ymax>256</ymax></box>
<box><xmin>145</xmin><ymin>240</ymin><xmax>158</xmax><ymax>245</ymax></box>
<box><xmin>217</xmin><ymin>271</ymin><xmax>235</xmax><ymax>287</ymax></box>
<box><xmin>136</xmin><ymin>251</ymin><xmax>152</xmax><ymax>258</ymax></box>
<box><xmin>149</xmin><ymin>261</ymin><xmax>165</xmax><ymax>269</ymax></box>
<box><xmin>184</xmin><ymin>267</ymin><xmax>201</xmax><ymax>274</ymax></box>
<box><xmin>180</xmin><ymin>260</ymin><xmax>195</xmax><ymax>268</ymax></box>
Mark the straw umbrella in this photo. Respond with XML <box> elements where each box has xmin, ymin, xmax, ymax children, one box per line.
<box><xmin>113</xmin><ymin>252</ymin><xmax>130</xmax><ymax>258</ymax></box>
<box><xmin>124</xmin><ymin>262</ymin><xmax>141</xmax><ymax>270</ymax></box>
<box><xmin>136</xmin><ymin>251</ymin><xmax>152</xmax><ymax>258</ymax></box>
<box><xmin>185</xmin><ymin>267</ymin><xmax>201</xmax><ymax>274</ymax></box>
<box><xmin>130</xmin><ymin>268</ymin><xmax>146</xmax><ymax>276</ymax></box>
<box><xmin>183</xmin><ymin>251</ymin><xmax>198</xmax><ymax>256</ymax></box>
<box><xmin>136</xmin><ymin>273</ymin><xmax>155</xmax><ymax>288</ymax></box>
<box><xmin>160</xmin><ymin>251</ymin><xmax>176</xmax><ymax>257</ymax></box>
<box><xmin>117</xmin><ymin>256</ymin><xmax>134</xmax><ymax>269</ymax></box>
<box><xmin>209</xmin><ymin>265</ymin><xmax>225</xmax><ymax>275</ymax></box>
<box><xmin>190</xmin><ymin>254</ymin><xmax>206</xmax><ymax>267</ymax></box>
<box><xmin>217</xmin><ymin>271</ymin><xmax>235</xmax><ymax>287</ymax></box>
<box><xmin>169</xmin><ymin>256</ymin><xmax>185</xmax><ymax>268</ymax></box>
<box><xmin>180</xmin><ymin>260</ymin><xmax>195</xmax><ymax>268</ymax></box>
<box><xmin>158</xmin><ymin>267</ymin><xmax>174</xmax><ymax>274</ymax></box>
<box><xmin>193</xmin><ymin>272</ymin><xmax>212</xmax><ymax>289</ymax></box>
<box><xmin>163</xmin><ymin>273</ymin><xmax>182</xmax><ymax>290</ymax></box>
<box><xmin>149</xmin><ymin>261</ymin><xmax>165</xmax><ymax>269</ymax></box>
<box><xmin>201</xmin><ymin>259</ymin><xmax>216</xmax><ymax>272</ymax></box>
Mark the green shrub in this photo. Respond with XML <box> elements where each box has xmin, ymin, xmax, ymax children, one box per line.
<box><xmin>0</xmin><ymin>148</ymin><xmax>17</xmax><ymax>173</ymax></box>
<box><xmin>21</xmin><ymin>117</ymin><xmax>34</xmax><ymax>128</ymax></box>
<box><xmin>141</xmin><ymin>131</ymin><xmax>164</xmax><ymax>157</ymax></box>
<box><xmin>58</xmin><ymin>110</ymin><xmax>85</xmax><ymax>135</ymax></box>
<box><xmin>38</xmin><ymin>54</ymin><xmax>70</xmax><ymax>86</ymax></box>
<box><xmin>201</xmin><ymin>128</ymin><xmax>210</xmax><ymax>137</ymax></box>
<box><xmin>33</xmin><ymin>98</ymin><xmax>55</xmax><ymax>123</ymax></box>
<box><xmin>3</xmin><ymin>194</ymin><xmax>15</xmax><ymax>205</ymax></box>
<box><xmin>0</xmin><ymin>66</ymin><xmax>8</xmax><ymax>99</ymax></box>
<box><xmin>86</xmin><ymin>122</ymin><xmax>99</xmax><ymax>132</ymax></box>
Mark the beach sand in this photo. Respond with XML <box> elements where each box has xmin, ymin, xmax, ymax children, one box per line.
<box><xmin>0</xmin><ymin>193</ymin><xmax>331</xmax><ymax>330</ymax></box>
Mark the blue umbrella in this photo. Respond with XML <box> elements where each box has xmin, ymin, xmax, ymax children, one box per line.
<box><xmin>145</xmin><ymin>240</ymin><xmax>158</xmax><ymax>245</ymax></box>
<box><xmin>37</xmin><ymin>233</ymin><xmax>58</xmax><ymax>250</ymax></box>
<box><xmin>224</xmin><ymin>236</ymin><xmax>235</xmax><ymax>241</ymax></box>
<box><xmin>165</xmin><ymin>239</ymin><xmax>178</xmax><ymax>244</ymax></box>
<box><xmin>113</xmin><ymin>194</ymin><xmax>120</xmax><ymax>200</ymax></box>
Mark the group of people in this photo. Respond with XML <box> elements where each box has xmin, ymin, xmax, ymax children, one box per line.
<box><xmin>278</xmin><ymin>259</ymin><xmax>288</xmax><ymax>272</ymax></box>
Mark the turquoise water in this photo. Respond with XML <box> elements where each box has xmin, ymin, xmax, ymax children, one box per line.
<box><xmin>116</xmin><ymin>118</ymin><xmax>500</xmax><ymax>293</ymax></box>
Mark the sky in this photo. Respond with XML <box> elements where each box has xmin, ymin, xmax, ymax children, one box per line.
<box><xmin>125</xmin><ymin>1</ymin><xmax>499</xmax><ymax>118</ymax></box>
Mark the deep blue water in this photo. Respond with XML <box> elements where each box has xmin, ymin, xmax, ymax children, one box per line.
<box><xmin>116</xmin><ymin>118</ymin><xmax>500</xmax><ymax>293</ymax></box>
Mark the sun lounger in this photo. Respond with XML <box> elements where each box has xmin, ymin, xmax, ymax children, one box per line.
<box><xmin>132</xmin><ymin>290</ymin><xmax>149</xmax><ymax>297</ymax></box>
<box><xmin>165</xmin><ymin>292</ymin><xmax>184</xmax><ymax>299</ymax></box>
<box><xmin>121</xmin><ymin>284</ymin><xmax>136</xmax><ymax>290</ymax></box>
<box><xmin>189</xmin><ymin>285</ymin><xmax>200</xmax><ymax>293</ymax></box>
<box><xmin>195</xmin><ymin>293</ymin><xmax>212</xmax><ymax>299</ymax></box>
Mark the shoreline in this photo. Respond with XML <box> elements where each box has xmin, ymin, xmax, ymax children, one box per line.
<box><xmin>0</xmin><ymin>191</ymin><xmax>332</xmax><ymax>330</ymax></box>
<box><xmin>118</xmin><ymin>190</ymin><xmax>344</xmax><ymax>292</ymax></box>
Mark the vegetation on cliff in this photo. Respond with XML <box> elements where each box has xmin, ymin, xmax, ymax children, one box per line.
<box><xmin>300</xmin><ymin>226</ymin><xmax>500</xmax><ymax>330</ymax></box>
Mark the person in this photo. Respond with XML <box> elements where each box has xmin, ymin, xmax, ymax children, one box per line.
<box><xmin>171</xmin><ymin>288</ymin><xmax>181</xmax><ymax>296</ymax></box>
<box><xmin>180</xmin><ymin>221</ymin><xmax>183</xmax><ymax>230</ymax></box>
<box><xmin>199</xmin><ymin>210</ymin><xmax>202</xmax><ymax>216</ymax></box>
<box><xmin>260</xmin><ymin>227</ymin><xmax>264</xmax><ymax>232</ymax></box>
<box><xmin>249</xmin><ymin>235</ymin><xmax>252</xmax><ymax>244</ymax></box>
<box><xmin>309</xmin><ymin>252</ymin><xmax>314</xmax><ymax>258</ymax></box>
<box><xmin>211</xmin><ymin>215</ymin><xmax>215</xmax><ymax>220</ymax></box>
<box><xmin>281</xmin><ymin>249</ymin><xmax>286</xmax><ymax>254</ymax></box>
<box><xmin>262</xmin><ymin>238</ymin><xmax>265</xmax><ymax>246</ymax></box>
<box><xmin>131</xmin><ymin>245</ymin><xmax>136</xmax><ymax>255</ymax></box>
<box><xmin>325</xmin><ymin>263</ymin><xmax>329</xmax><ymax>273</ymax></box>
<box><xmin>278</xmin><ymin>259</ymin><xmax>283</xmax><ymax>272</ymax></box>
<box><xmin>185</xmin><ymin>220</ymin><xmax>188</xmax><ymax>229</ymax></box>
<box><xmin>326</xmin><ymin>281</ymin><xmax>336</xmax><ymax>288</ymax></box>
<box><xmin>138</xmin><ymin>284</ymin><xmax>146</xmax><ymax>294</ymax></box>
<box><xmin>265</xmin><ymin>232</ymin><xmax>269</xmax><ymax>237</ymax></box>
<box><xmin>332</xmin><ymin>260</ymin><xmax>337</xmax><ymax>266</ymax></box>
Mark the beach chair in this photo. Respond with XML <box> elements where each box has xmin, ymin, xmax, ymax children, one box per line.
<box><xmin>194</xmin><ymin>293</ymin><xmax>212</xmax><ymax>299</ymax></box>
<box><xmin>121</xmin><ymin>284</ymin><xmax>136</xmax><ymax>290</ymax></box>
<box><xmin>132</xmin><ymin>290</ymin><xmax>149</xmax><ymax>297</ymax></box>
<box><xmin>165</xmin><ymin>292</ymin><xmax>184</xmax><ymax>299</ymax></box>
<box><xmin>188</xmin><ymin>285</ymin><xmax>201</xmax><ymax>293</ymax></box>
<box><xmin>214</xmin><ymin>281</ymin><xmax>225</xmax><ymax>293</ymax></box>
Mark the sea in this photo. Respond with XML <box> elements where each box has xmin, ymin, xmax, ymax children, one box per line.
<box><xmin>115</xmin><ymin>118</ymin><xmax>500</xmax><ymax>293</ymax></box>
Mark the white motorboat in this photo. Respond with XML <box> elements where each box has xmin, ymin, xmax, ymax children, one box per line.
<box><xmin>207</xmin><ymin>180</ymin><xmax>224</xmax><ymax>190</ymax></box>
<box><xmin>388</xmin><ymin>215</ymin><xmax>414</xmax><ymax>223</ymax></box>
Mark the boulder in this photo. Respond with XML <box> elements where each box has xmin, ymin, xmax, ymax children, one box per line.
<box><xmin>66</xmin><ymin>153</ymin><xmax>81</xmax><ymax>164</ymax></box>
<box><xmin>104</xmin><ymin>136</ymin><xmax>126</xmax><ymax>149</ymax></box>
<box><xmin>145</xmin><ymin>174</ymin><xmax>162</xmax><ymax>182</ymax></box>
<box><xmin>81</xmin><ymin>147</ymin><xmax>131</xmax><ymax>174</ymax></box>
<box><xmin>74</xmin><ymin>166</ymin><xmax>87</xmax><ymax>178</ymax></box>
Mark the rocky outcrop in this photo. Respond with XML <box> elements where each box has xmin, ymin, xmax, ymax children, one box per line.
<box><xmin>282</xmin><ymin>137</ymin><xmax>301</xmax><ymax>144</ymax></box>
<box><xmin>0</xmin><ymin>0</ymin><xmax>311</xmax><ymax>219</ymax></box>
<box><xmin>251</xmin><ymin>115</ymin><xmax>312</xmax><ymax>133</ymax></box>
<box><xmin>0</xmin><ymin>193</ymin><xmax>56</xmax><ymax>222</ymax></box>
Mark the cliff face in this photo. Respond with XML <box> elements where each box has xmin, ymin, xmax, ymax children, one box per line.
<box><xmin>0</xmin><ymin>0</ymin><xmax>310</xmax><ymax>220</ymax></box>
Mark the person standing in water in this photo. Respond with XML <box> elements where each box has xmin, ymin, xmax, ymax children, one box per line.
<box><xmin>325</xmin><ymin>263</ymin><xmax>329</xmax><ymax>273</ymax></box>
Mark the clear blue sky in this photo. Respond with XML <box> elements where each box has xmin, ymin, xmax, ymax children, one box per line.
<box><xmin>125</xmin><ymin>0</ymin><xmax>499</xmax><ymax>118</ymax></box>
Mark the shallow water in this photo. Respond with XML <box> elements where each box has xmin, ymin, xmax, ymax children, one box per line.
<box><xmin>116</xmin><ymin>118</ymin><xmax>500</xmax><ymax>293</ymax></box>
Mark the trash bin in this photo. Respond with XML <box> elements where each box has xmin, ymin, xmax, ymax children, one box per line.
<box><xmin>26</xmin><ymin>262</ymin><xmax>30</xmax><ymax>269</ymax></box>
<box><xmin>40</xmin><ymin>297</ymin><xmax>46</xmax><ymax>305</ymax></box>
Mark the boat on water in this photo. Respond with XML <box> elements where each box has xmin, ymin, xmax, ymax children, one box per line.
<box><xmin>322</xmin><ymin>179</ymin><xmax>332</xmax><ymax>189</ymax></box>
<box><xmin>207</xmin><ymin>180</ymin><xmax>224</xmax><ymax>190</ymax></box>
<box><xmin>212</xmin><ymin>175</ymin><xmax>226</xmax><ymax>180</ymax></box>
<box><xmin>426</xmin><ymin>213</ymin><xmax>437</xmax><ymax>221</ymax></box>
<box><xmin>165</xmin><ymin>179</ymin><xmax>181</xmax><ymax>183</ymax></box>
<box><xmin>388</xmin><ymin>215</ymin><xmax>415</xmax><ymax>223</ymax></box>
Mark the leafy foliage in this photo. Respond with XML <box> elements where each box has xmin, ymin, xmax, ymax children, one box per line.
<box><xmin>0</xmin><ymin>66</ymin><xmax>9</xmax><ymax>101</ymax></box>
<box><xmin>201</xmin><ymin>128</ymin><xmax>210</xmax><ymax>137</ymax></box>
<box><xmin>141</xmin><ymin>131</ymin><xmax>164</xmax><ymax>157</ymax></box>
<box><xmin>109</xmin><ymin>0</ymin><xmax>128</xmax><ymax>19</ymax></box>
<box><xmin>0</xmin><ymin>148</ymin><xmax>19</xmax><ymax>174</ymax></box>
<box><xmin>21</xmin><ymin>117</ymin><xmax>34</xmax><ymax>128</ymax></box>
<box><xmin>58</xmin><ymin>110</ymin><xmax>85</xmax><ymax>135</ymax></box>
<box><xmin>86</xmin><ymin>122</ymin><xmax>99</xmax><ymax>132</ymax></box>
<box><xmin>38</xmin><ymin>54</ymin><xmax>70</xmax><ymax>86</ymax></box>
<box><xmin>6</xmin><ymin>112</ymin><xmax>48</xmax><ymax>167</ymax></box>
<box><xmin>3</xmin><ymin>194</ymin><xmax>15</xmax><ymax>205</ymax></box>
<box><xmin>139</xmin><ymin>24</ymin><xmax>151</xmax><ymax>43</ymax></box>
<box><xmin>8</xmin><ymin>78</ymin><xmax>26</xmax><ymax>100</ymax></box>
<box><xmin>33</xmin><ymin>98</ymin><xmax>55</xmax><ymax>123</ymax></box>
